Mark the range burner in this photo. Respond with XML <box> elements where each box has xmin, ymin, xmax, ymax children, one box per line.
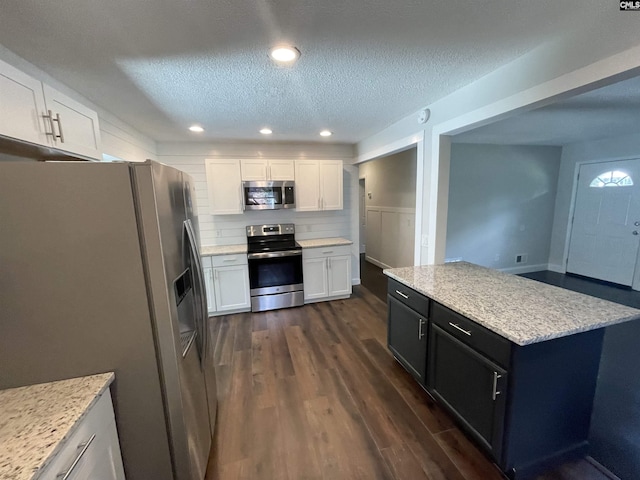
<box><xmin>246</xmin><ymin>224</ymin><xmax>304</xmax><ymax>312</ymax></box>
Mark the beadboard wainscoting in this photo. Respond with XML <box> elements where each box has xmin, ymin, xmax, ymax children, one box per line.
<box><xmin>365</xmin><ymin>206</ymin><xmax>415</xmax><ymax>269</ymax></box>
<box><xmin>157</xmin><ymin>142</ymin><xmax>361</xmax><ymax>284</ymax></box>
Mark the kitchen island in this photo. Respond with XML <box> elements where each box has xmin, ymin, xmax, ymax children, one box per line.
<box><xmin>384</xmin><ymin>262</ymin><xmax>640</xmax><ymax>479</ymax></box>
<box><xmin>0</xmin><ymin>373</ymin><xmax>124</xmax><ymax>480</ymax></box>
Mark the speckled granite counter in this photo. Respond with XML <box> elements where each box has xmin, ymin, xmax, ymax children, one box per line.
<box><xmin>0</xmin><ymin>372</ymin><xmax>115</xmax><ymax>480</ymax></box>
<box><xmin>297</xmin><ymin>237</ymin><xmax>352</xmax><ymax>248</ymax></box>
<box><xmin>201</xmin><ymin>237</ymin><xmax>352</xmax><ymax>255</ymax></box>
<box><xmin>201</xmin><ymin>244</ymin><xmax>247</xmax><ymax>256</ymax></box>
<box><xmin>384</xmin><ymin>262</ymin><xmax>640</xmax><ymax>345</ymax></box>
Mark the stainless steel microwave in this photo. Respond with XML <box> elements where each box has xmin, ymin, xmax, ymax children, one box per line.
<box><xmin>242</xmin><ymin>181</ymin><xmax>295</xmax><ymax>210</ymax></box>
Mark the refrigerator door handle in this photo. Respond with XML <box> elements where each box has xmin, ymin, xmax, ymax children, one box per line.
<box><xmin>184</xmin><ymin>219</ymin><xmax>208</xmax><ymax>367</ymax></box>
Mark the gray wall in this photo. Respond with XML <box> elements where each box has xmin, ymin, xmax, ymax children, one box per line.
<box><xmin>446</xmin><ymin>143</ymin><xmax>561</xmax><ymax>272</ymax></box>
<box><xmin>359</xmin><ymin>149</ymin><xmax>417</xmax><ymax>208</ymax></box>
<box><xmin>359</xmin><ymin>149</ymin><xmax>417</xmax><ymax>268</ymax></box>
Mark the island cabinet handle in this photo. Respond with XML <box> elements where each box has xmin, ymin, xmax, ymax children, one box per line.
<box><xmin>448</xmin><ymin>322</ymin><xmax>472</xmax><ymax>336</ymax></box>
<box><xmin>418</xmin><ymin>319</ymin><xmax>426</xmax><ymax>339</ymax></box>
<box><xmin>57</xmin><ymin>433</ymin><xmax>96</xmax><ymax>479</ymax></box>
<box><xmin>395</xmin><ymin>290</ymin><xmax>409</xmax><ymax>299</ymax></box>
<box><xmin>492</xmin><ymin>372</ymin><xmax>502</xmax><ymax>401</ymax></box>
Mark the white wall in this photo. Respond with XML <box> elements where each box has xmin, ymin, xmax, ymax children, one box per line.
<box><xmin>359</xmin><ymin>149</ymin><xmax>416</xmax><ymax>268</ymax></box>
<box><xmin>157</xmin><ymin>141</ymin><xmax>361</xmax><ymax>283</ymax></box>
<box><xmin>446</xmin><ymin>144</ymin><xmax>561</xmax><ymax>273</ymax></box>
<box><xmin>356</xmin><ymin>36</ymin><xmax>640</xmax><ymax>267</ymax></box>
<box><xmin>548</xmin><ymin>132</ymin><xmax>640</xmax><ymax>272</ymax></box>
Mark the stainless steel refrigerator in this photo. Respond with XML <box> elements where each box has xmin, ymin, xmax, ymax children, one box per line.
<box><xmin>0</xmin><ymin>160</ymin><xmax>216</xmax><ymax>480</ymax></box>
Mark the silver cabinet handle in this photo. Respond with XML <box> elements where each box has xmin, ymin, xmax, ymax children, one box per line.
<box><xmin>53</xmin><ymin>112</ymin><xmax>65</xmax><ymax>143</ymax></box>
<box><xmin>492</xmin><ymin>372</ymin><xmax>502</xmax><ymax>400</ymax></box>
<box><xmin>418</xmin><ymin>319</ymin><xmax>426</xmax><ymax>339</ymax></box>
<box><xmin>57</xmin><ymin>434</ymin><xmax>96</xmax><ymax>479</ymax></box>
<box><xmin>448</xmin><ymin>322</ymin><xmax>472</xmax><ymax>336</ymax></box>
<box><xmin>395</xmin><ymin>290</ymin><xmax>409</xmax><ymax>299</ymax></box>
<box><xmin>322</xmin><ymin>250</ymin><xmax>334</xmax><ymax>254</ymax></box>
<box><xmin>43</xmin><ymin>110</ymin><xmax>57</xmax><ymax>143</ymax></box>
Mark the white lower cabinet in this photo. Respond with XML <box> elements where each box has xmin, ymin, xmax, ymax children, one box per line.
<box><xmin>202</xmin><ymin>254</ymin><xmax>251</xmax><ymax>315</ymax></box>
<box><xmin>40</xmin><ymin>391</ymin><xmax>125</xmax><ymax>480</ymax></box>
<box><xmin>303</xmin><ymin>245</ymin><xmax>352</xmax><ymax>302</ymax></box>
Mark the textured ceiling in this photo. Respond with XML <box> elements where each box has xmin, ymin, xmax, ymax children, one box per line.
<box><xmin>0</xmin><ymin>1</ymin><xmax>638</xmax><ymax>143</ymax></box>
<box><xmin>452</xmin><ymin>75</ymin><xmax>640</xmax><ymax>146</ymax></box>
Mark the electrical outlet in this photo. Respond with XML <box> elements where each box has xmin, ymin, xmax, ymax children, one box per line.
<box><xmin>515</xmin><ymin>253</ymin><xmax>528</xmax><ymax>264</ymax></box>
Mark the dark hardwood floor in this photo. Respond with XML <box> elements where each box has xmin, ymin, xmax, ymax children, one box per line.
<box><xmin>205</xmin><ymin>287</ymin><xmax>612</xmax><ymax>480</ymax></box>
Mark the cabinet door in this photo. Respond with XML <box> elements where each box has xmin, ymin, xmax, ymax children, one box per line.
<box><xmin>0</xmin><ymin>59</ymin><xmax>50</xmax><ymax>147</ymax></box>
<box><xmin>213</xmin><ymin>265</ymin><xmax>250</xmax><ymax>311</ymax></box>
<box><xmin>295</xmin><ymin>160</ymin><xmax>321</xmax><ymax>211</ymax></box>
<box><xmin>269</xmin><ymin>159</ymin><xmax>295</xmax><ymax>180</ymax></box>
<box><xmin>303</xmin><ymin>256</ymin><xmax>328</xmax><ymax>300</ymax></box>
<box><xmin>205</xmin><ymin>159</ymin><xmax>243</xmax><ymax>214</ymax></box>
<box><xmin>328</xmin><ymin>255</ymin><xmax>351</xmax><ymax>296</ymax></box>
<box><xmin>387</xmin><ymin>296</ymin><xmax>428</xmax><ymax>383</ymax></box>
<box><xmin>42</xmin><ymin>84</ymin><xmax>102</xmax><ymax>159</ymax></box>
<box><xmin>203</xmin><ymin>267</ymin><xmax>217</xmax><ymax>314</ymax></box>
<box><xmin>240</xmin><ymin>159</ymin><xmax>268</xmax><ymax>181</ymax></box>
<box><xmin>320</xmin><ymin>160</ymin><xmax>343</xmax><ymax>210</ymax></box>
<box><xmin>428</xmin><ymin>323</ymin><xmax>507</xmax><ymax>460</ymax></box>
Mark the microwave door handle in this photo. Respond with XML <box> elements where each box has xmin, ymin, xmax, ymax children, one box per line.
<box><xmin>184</xmin><ymin>219</ymin><xmax>208</xmax><ymax>366</ymax></box>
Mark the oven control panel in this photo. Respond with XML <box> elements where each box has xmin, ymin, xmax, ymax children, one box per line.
<box><xmin>246</xmin><ymin>223</ymin><xmax>295</xmax><ymax>237</ymax></box>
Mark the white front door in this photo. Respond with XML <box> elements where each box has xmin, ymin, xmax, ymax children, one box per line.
<box><xmin>567</xmin><ymin>159</ymin><xmax>640</xmax><ymax>286</ymax></box>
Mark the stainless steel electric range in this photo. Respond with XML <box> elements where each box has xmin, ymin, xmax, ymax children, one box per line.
<box><xmin>246</xmin><ymin>223</ymin><xmax>304</xmax><ymax>312</ymax></box>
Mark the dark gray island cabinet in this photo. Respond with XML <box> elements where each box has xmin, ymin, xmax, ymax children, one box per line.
<box><xmin>385</xmin><ymin>263</ymin><xmax>640</xmax><ymax>480</ymax></box>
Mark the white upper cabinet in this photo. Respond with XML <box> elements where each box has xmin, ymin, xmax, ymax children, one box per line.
<box><xmin>0</xmin><ymin>59</ymin><xmax>49</xmax><ymax>146</ymax></box>
<box><xmin>205</xmin><ymin>158</ymin><xmax>243</xmax><ymax>215</ymax></box>
<box><xmin>42</xmin><ymin>84</ymin><xmax>102</xmax><ymax>160</ymax></box>
<box><xmin>0</xmin><ymin>58</ymin><xmax>102</xmax><ymax>160</ymax></box>
<box><xmin>295</xmin><ymin>159</ymin><xmax>343</xmax><ymax>211</ymax></box>
<box><xmin>240</xmin><ymin>159</ymin><xmax>294</xmax><ymax>181</ymax></box>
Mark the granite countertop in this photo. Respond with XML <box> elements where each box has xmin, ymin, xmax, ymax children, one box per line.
<box><xmin>297</xmin><ymin>237</ymin><xmax>352</xmax><ymax>248</ymax></box>
<box><xmin>201</xmin><ymin>237</ymin><xmax>352</xmax><ymax>255</ymax></box>
<box><xmin>201</xmin><ymin>244</ymin><xmax>247</xmax><ymax>256</ymax></box>
<box><xmin>384</xmin><ymin>262</ymin><xmax>640</xmax><ymax>346</ymax></box>
<box><xmin>0</xmin><ymin>372</ymin><xmax>115</xmax><ymax>480</ymax></box>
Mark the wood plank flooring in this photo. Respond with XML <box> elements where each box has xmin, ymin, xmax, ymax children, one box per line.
<box><xmin>205</xmin><ymin>286</ymin><xmax>612</xmax><ymax>480</ymax></box>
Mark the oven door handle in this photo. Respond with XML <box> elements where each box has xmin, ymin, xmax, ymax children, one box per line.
<box><xmin>247</xmin><ymin>250</ymin><xmax>302</xmax><ymax>259</ymax></box>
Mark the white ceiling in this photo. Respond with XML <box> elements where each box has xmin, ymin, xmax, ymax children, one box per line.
<box><xmin>452</xmin><ymin>74</ymin><xmax>640</xmax><ymax>146</ymax></box>
<box><xmin>0</xmin><ymin>1</ymin><xmax>638</xmax><ymax>144</ymax></box>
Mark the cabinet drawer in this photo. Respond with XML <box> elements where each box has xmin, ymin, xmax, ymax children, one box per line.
<box><xmin>431</xmin><ymin>302</ymin><xmax>511</xmax><ymax>367</ymax></box>
<box><xmin>303</xmin><ymin>244</ymin><xmax>351</xmax><ymax>259</ymax></box>
<box><xmin>387</xmin><ymin>279</ymin><xmax>430</xmax><ymax>317</ymax></box>
<box><xmin>40</xmin><ymin>391</ymin><xmax>118</xmax><ymax>479</ymax></box>
<box><xmin>211</xmin><ymin>254</ymin><xmax>248</xmax><ymax>267</ymax></box>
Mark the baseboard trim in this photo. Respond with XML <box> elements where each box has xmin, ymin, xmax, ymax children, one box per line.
<box><xmin>352</xmin><ymin>278</ymin><xmax>361</xmax><ymax>286</ymax></box>
<box><xmin>548</xmin><ymin>263</ymin><xmax>566</xmax><ymax>273</ymax></box>
<box><xmin>585</xmin><ymin>457</ymin><xmax>620</xmax><ymax>480</ymax></box>
<box><xmin>499</xmin><ymin>263</ymin><xmax>549</xmax><ymax>275</ymax></box>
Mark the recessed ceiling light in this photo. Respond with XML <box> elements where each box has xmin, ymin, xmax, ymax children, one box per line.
<box><xmin>270</xmin><ymin>46</ymin><xmax>300</xmax><ymax>63</ymax></box>
<box><xmin>319</xmin><ymin>130</ymin><xmax>332</xmax><ymax>137</ymax></box>
<box><xmin>189</xmin><ymin>125</ymin><xmax>204</xmax><ymax>133</ymax></box>
<box><xmin>260</xmin><ymin>128</ymin><xmax>273</xmax><ymax>135</ymax></box>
